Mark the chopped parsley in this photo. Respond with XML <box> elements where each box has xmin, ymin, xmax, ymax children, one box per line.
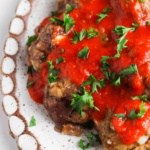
<box><xmin>78</xmin><ymin>46</ymin><xmax>90</xmax><ymax>60</ymax></box>
<box><xmin>71</xmin><ymin>87</ymin><xmax>97</xmax><ymax>116</ymax></box>
<box><xmin>101</xmin><ymin>56</ymin><xmax>121</xmax><ymax>86</ymax></box>
<box><xmin>64</xmin><ymin>14</ymin><xmax>75</xmax><ymax>32</ymax></box>
<box><xmin>40</xmin><ymin>54</ymin><xmax>47</xmax><ymax>61</ymax></box>
<box><xmin>83</xmin><ymin>75</ymin><xmax>105</xmax><ymax>93</ymax></box>
<box><xmin>131</xmin><ymin>22</ymin><xmax>139</xmax><ymax>29</ymax></box>
<box><xmin>26</xmin><ymin>35</ymin><xmax>38</xmax><ymax>46</ymax></box>
<box><xmin>72</xmin><ymin>29</ymin><xmax>87</xmax><ymax>44</ymax></box>
<box><xmin>87</xmin><ymin>28</ymin><xmax>98</xmax><ymax>39</ymax></box>
<box><xmin>114</xmin><ymin>102</ymin><xmax>148</xmax><ymax>120</ymax></box>
<box><xmin>47</xmin><ymin>61</ymin><xmax>59</xmax><ymax>83</ymax></box>
<box><xmin>97</xmin><ymin>7</ymin><xmax>111</xmax><ymax>23</ymax></box>
<box><xmin>50</xmin><ymin>14</ymin><xmax>75</xmax><ymax>32</ymax></box>
<box><xmin>78</xmin><ymin>132</ymin><xmax>99</xmax><ymax>150</ymax></box>
<box><xmin>66</xmin><ymin>4</ymin><xmax>74</xmax><ymax>13</ymax></box>
<box><xmin>56</xmin><ymin>57</ymin><xmax>65</xmax><ymax>64</ymax></box>
<box><xmin>72</xmin><ymin>28</ymin><xmax>98</xmax><ymax>44</ymax></box>
<box><xmin>50</xmin><ymin>17</ymin><xmax>64</xmax><ymax>25</ymax></box>
<box><xmin>29</xmin><ymin>116</ymin><xmax>36</xmax><ymax>127</ymax></box>
<box><xmin>128</xmin><ymin>102</ymin><xmax>147</xmax><ymax>119</ymax></box>
<box><xmin>113</xmin><ymin>26</ymin><xmax>135</xmax><ymax>58</ymax></box>
<box><xmin>27</xmin><ymin>80</ymin><xmax>35</xmax><ymax>88</ymax></box>
<box><xmin>119</xmin><ymin>64</ymin><xmax>138</xmax><ymax>77</ymax></box>
<box><xmin>101</xmin><ymin>56</ymin><xmax>138</xmax><ymax>86</ymax></box>
<box><xmin>114</xmin><ymin>113</ymin><xmax>126</xmax><ymax>119</ymax></box>
<box><xmin>132</xmin><ymin>94</ymin><xmax>148</xmax><ymax>102</ymax></box>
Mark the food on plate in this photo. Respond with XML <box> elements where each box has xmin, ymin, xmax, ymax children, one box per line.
<box><xmin>27</xmin><ymin>0</ymin><xmax>150</xmax><ymax>149</ymax></box>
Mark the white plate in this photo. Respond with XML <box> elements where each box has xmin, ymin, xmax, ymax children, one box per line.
<box><xmin>1</xmin><ymin>0</ymin><xmax>102</xmax><ymax>150</ymax></box>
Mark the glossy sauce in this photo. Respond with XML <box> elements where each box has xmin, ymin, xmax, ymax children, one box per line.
<box><xmin>28</xmin><ymin>0</ymin><xmax>150</xmax><ymax>145</ymax></box>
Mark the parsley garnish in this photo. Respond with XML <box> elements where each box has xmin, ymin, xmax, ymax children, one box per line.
<box><xmin>72</xmin><ymin>28</ymin><xmax>98</xmax><ymax>44</ymax></box>
<box><xmin>72</xmin><ymin>29</ymin><xmax>87</xmax><ymax>44</ymax></box>
<box><xmin>78</xmin><ymin>132</ymin><xmax>99</xmax><ymax>150</ymax></box>
<box><xmin>83</xmin><ymin>75</ymin><xmax>105</xmax><ymax>93</ymax></box>
<box><xmin>119</xmin><ymin>64</ymin><xmax>138</xmax><ymax>77</ymax></box>
<box><xmin>101</xmin><ymin>56</ymin><xmax>138</xmax><ymax>86</ymax></box>
<box><xmin>128</xmin><ymin>102</ymin><xmax>147</xmax><ymax>119</ymax></box>
<box><xmin>87</xmin><ymin>28</ymin><xmax>98</xmax><ymax>39</ymax></box>
<box><xmin>40</xmin><ymin>54</ymin><xmax>47</xmax><ymax>61</ymax></box>
<box><xmin>29</xmin><ymin>116</ymin><xmax>36</xmax><ymax>127</ymax></box>
<box><xmin>50</xmin><ymin>14</ymin><xmax>74</xmax><ymax>32</ymax></box>
<box><xmin>56</xmin><ymin>57</ymin><xmax>65</xmax><ymax>64</ymax></box>
<box><xmin>64</xmin><ymin>14</ymin><xmax>75</xmax><ymax>32</ymax></box>
<box><xmin>114</xmin><ymin>102</ymin><xmax>148</xmax><ymax>120</ymax></box>
<box><xmin>78</xmin><ymin>46</ymin><xmax>90</xmax><ymax>60</ymax></box>
<box><xmin>101</xmin><ymin>56</ymin><xmax>121</xmax><ymax>86</ymax></box>
<box><xmin>47</xmin><ymin>61</ymin><xmax>59</xmax><ymax>83</ymax></box>
<box><xmin>66</xmin><ymin>4</ymin><xmax>74</xmax><ymax>13</ymax></box>
<box><xmin>113</xmin><ymin>26</ymin><xmax>135</xmax><ymax>58</ymax></box>
<box><xmin>114</xmin><ymin>113</ymin><xmax>126</xmax><ymax>119</ymax></box>
<box><xmin>132</xmin><ymin>94</ymin><xmax>148</xmax><ymax>102</ymax></box>
<box><xmin>50</xmin><ymin>17</ymin><xmax>64</xmax><ymax>25</ymax></box>
<box><xmin>27</xmin><ymin>80</ymin><xmax>35</xmax><ymax>88</ymax></box>
<box><xmin>97</xmin><ymin>7</ymin><xmax>111</xmax><ymax>23</ymax></box>
<box><xmin>26</xmin><ymin>35</ymin><xmax>38</xmax><ymax>46</ymax></box>
<box><xmin>71</xmin><ymin>88</ymin><xmax>96</xmax><ymax>116</ymax></box>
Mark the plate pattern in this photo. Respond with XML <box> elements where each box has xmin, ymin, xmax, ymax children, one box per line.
<box><xmin>1</xmin><ymin>0</ymin><xmax>39</xmax><ymax>149</ymax></box>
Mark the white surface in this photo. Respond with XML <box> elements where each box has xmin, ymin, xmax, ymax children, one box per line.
<box><xmin>0</xmin><ymin>1</ymin><xmax>20</xmax><ymax>150</ymax></box>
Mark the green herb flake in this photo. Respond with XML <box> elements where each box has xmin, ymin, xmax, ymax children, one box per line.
<box><xmin>87</xmin><ymin>28</ymin><xmax>98</xmax><ymax>39</ymax></box>
<box><xmin>72</xmin><ymin>28</ymin><xmax>98</xmax><ymax>44</ymax></box>
<box><xmin>132</xmin><ymin>94</ymin><xmax>148</xmax><ymax>102</ymax></box>
<box><xmin>78</xmin><ymin>132</ymin><xmax>99</xmax><ymax>150</ymax></box>
<box><xmin>66</xmin><ymin>4</ymin><xmax>74</xmax><ymax>13</ymax></box>
<box><xmin>47</xmin><ymin>61</ymin><xmax>59</xmax><ymax>83</ymax></box>
<box><xmin>50</xmin><ymin>14</ymin><xmax>75</xmax><ymax>32</ymax></box>
<box><xmin>72</xmin><ymin>29</ymin><xmax>87</xmax><ymax>44</ymax></box>
<box><xmin>113</xmin><ymin>26</ymin><xmax>135</xmax><ymax>58</ymax></box>
<box><xmin>27</xmin><ymin>80</ymin><xmax>35</xmax><ymax>88</ymax></box>
<box><xmin>50</xmin><ymin>17</ymin><xmax>64</xmax><ymax>25</ymax></box>
<box><xmin>26</xmin><ymin>35</ymin><xmax>38</xmax><ymax>46</ymax></box>
<box><xmin>29</xmin><ymin>116</ymin><xmax>36</xmax><ymax>127</ymax></box>
<box><xmin>97</xmin><ymin>7</ymin><xmax>111</xmax><ymax>23</ymax></box>
<box><xmin>128</xmin><ymin>102</ymin><xmax>148</xmax><ymax>119</ymax></box>
<box><xmin>119</xmin><ymin>64</ymin><xmax>138</xmax><ymax>77</ymax></box>
<box><xmin>101</xmin><ymin>56</ymin><xmax>110</xmax><ymax>72</ymax></box>
<box><xmin>114</xmin><ymin>113</ymin><xmax>126</xmax><ymax>119</ymax></box>
<box><xmin>115</xmin><ymin>37</ymin><xmax>128</xmax><ymax>58</ymax></box>
<box><xmin>71</xmin><ymin>88</ymin><xmax>96</xmax><ymax>116</ymax></box>
<box><xmin>56</xmin><ymin>57</ymin><xmax>65</xmax><ymax>64</ymax></box>
<box><xmin>83</xmin><ymin>75</ymin><xmax>105</xmax><ymax>93</ymax></box>
<box><xmin>63</xmin><ymin>14</ymin><xmax>75</xmax><ymax>32</ymax></box>
<box><xmin>131</xmin><ymin>22</ymin><xmax>139</xmax><ymax>30</ymax></box>
<box><xmin>78</xmin><ymin>46</ymin><xmax>90</xmax><ymax>60</ymax></box>
<box><xmin>40</xmin><ymin>54</ymin><xmax>47</xmax><ymax>61</ymax></box>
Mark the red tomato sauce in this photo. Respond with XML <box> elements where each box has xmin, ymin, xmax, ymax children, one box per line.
<box><xmin>28</xmin><ymin>0</ymin><xmax>150</xmax><ymax>145</ymax></box>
